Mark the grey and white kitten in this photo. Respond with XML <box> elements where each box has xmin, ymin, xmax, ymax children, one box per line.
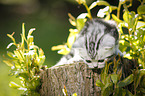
<box><xmin>54</xmin><ymin>18</ymin><xmax>122</xmax><ymax>69</ymax></box>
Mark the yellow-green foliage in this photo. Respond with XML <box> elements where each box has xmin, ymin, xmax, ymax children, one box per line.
<box><xmin>3</xmin><ymin>23</ymin><xmax>46</xmax><ymax>95</ymax></box>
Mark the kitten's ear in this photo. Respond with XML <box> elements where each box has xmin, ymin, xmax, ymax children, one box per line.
<box><xmin>110</xmin><ymin>28</ymin><xmax>119</xmax><ymax>40</ymax></box>
<box><xmin>105</xmin><ymin>20</ymin><xmax>119</xmax><ymax>40</ymax></box>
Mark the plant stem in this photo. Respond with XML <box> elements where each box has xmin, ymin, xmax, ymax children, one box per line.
<box><xmin>83</xmin><ymin>3</ymin><xmax>92</xmax><ymax>20</ymax></box>
<box><xmin>117</xmin><ymin>1</ymin><xmax>122</xmax><ymax>19</ymax></box>
<box><xmin>21</xmin><ymin>23</ymin><xmax>25</xmax><ymax>52</ymax></box>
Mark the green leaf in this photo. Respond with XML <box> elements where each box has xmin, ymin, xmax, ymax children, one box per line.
<box><xmin>68</xmin><ymin>13</ymin><xmax>76</xmax><ymax>26</ymax></box>
<box><xmin>89</xmin><ymin>1</ymin><xmax>110</xmax><ymax>10</ymax></box>
<box><xmin>6</xmin><ymin>43</ymin><xmax>14</xmax><ymax>49</ymax></box>
<box><xmin>97</xmin><ymin>6</ymin><xmax>109</xmax><ymax>18</ymax></box>
<box><xmin>119</xmin><ymin>40</ymin><xmax>129</xmax><ymax>46</ymax></box>
<box><xmin>67</xmin><ymin>29</ymin><xmax>78</xmax><ymax>48</ymax></box>
<box><xmin>76</xmin><ymin>18</ymin><xmax>86</xmax><ymax>31</ymax></box>
<box><xmin>102</xmin><ymin>82</ymin><xmax>113</xmax><ymax>96</ymax></box>
<box><xmin>21</xmin><ymin>23</ymin><xmax>25</xmax><ymax>48</ymax></box>
<box><xmin>51</xmin><ymin>45</ymin><xmax>70</xmax><ymax>55</ymax></box>
<box><xmin>133</xmin><ymin>69</ymin><xmax>142</xmax><ymax>89</ymax></box>
<box><xmin>14</xmin><ymin>50</ymin><xmax>24</xmax><ymax>62</ymax></box>
<box><xmin>28</xmin><ymin>28</ymin><xmax>35</xmax><ymax>36</ymax></box>
<box><xmin>101</xmin><ymin>74</ymin><xmax>112</xmax><ymax>90</ymax></box>
<box><xmin>117</xmin><ymin>67</ymin><xmax>122</xmax><ymax>80</ymax></box>
<box><xmin>136</xmin><ymin>21</ymin><xmax>145</xmax><ymax>29</ymax></box>
<box><xmin>118</xmin><ymin>23</ymin><xmax>126</xmax><ymax>33</ymax></box>
<box><xmin>3</xmin><ymin>60</ymin><xmax>14</xmax><ymax>67</ymax></box>
<box><xmin>9</xmin><ymin>81</ymin><xmax>22</xmax><ymax>89</ymax></box>
<box><xmin>89</xmin><ymin>1</ymin><xmax>97</xmax><ymax>9</ymax></box>
<box><xmin>113</xmin><ymin>88</ymin><xmax>126</xmax><ymax>96</ymax></box>
<box><xmin>105</xmin><ymin>14</ymin><xmax>110</xmax><ymax>20</ymax></box>
<box><xmin>76</xmin><ymin>0</ymin><xmax>86</xmax><ymax>5</ymax></box>
<box><xmin>123</xmin><ymin>11</ymin><xmax>129</xmax><ymax>23</ymax></box>
<box><xmin>143</xmin><ymin>35</ymin><xmax>145</xmax><ymax>43</ymax></box>
<box><xmin>76</xmin><ymin>13</ymin><xmax>87</xmax><ymax>32</ymax></box>
<box><xmin>117</xmin><ymin>74</ymin><xmax>133</xmax><ymax>88</ymax></box>
<box><xmin>125</xmin><ymin>89</ymin><xmax>134</xmax><ymax>96</ymax></box>
<box><xmin>27</xmin><ymin>35</ymin><xmax>34</xmax><ymax>45</ymax></box>
<box><xmin>72</xmin><ymin>93</ymin><xmax>77</xmax><ymax>96</ymax></box>
<box><xmin>38</xmin><ymin>48</ymin><xmax>45</xmax><ymax>66</ymax></box>
<box><xmin>18</xmin><ymin>87</ymin><xmax>27</xmax><ymax>91</ymax></box>
<box><xmin>140</xmin><ymin>88</ymin><xmax>145</xmax><ymax>93</ymax></box>
<box><xmin>111</xmin><ymin>74</ymin><xmax>118</xmax><ymax>84</ymax></box>
<box><xmin>96</xmin><ymin>80</ymin><xmax>104</xmax><ymax>87</ymax></box>
<box><xmin>69</xmin><ymin>18</ymin><xmax>76</xmax><ymax>26</ymax></box>
<box><xmin>16</xmin><ymin>72</ymin><xmax>29</xmax><ymax>80</ymax></box>
<box><xmin>123</xmin><ymin>11</ymin><xmax>137</xmax><ymax>29</ymax></box>
<box><xmin>7</xmin><ymin>32</ymin><xmax>16</xmax><ymax>44</ymax></box>
<box><xmin>112</xmin><ymin>14</ymin><xmax>123</xmax><ymax>23</ymax></box>
<box><xmin>110</xmin><ymin>6</ymin><xmax>117</xmax><ymax>11</ymax></box>
<box><xmin>139</xmin><ymin>70</ymin><xmax>145</xmax><ymax>87</ymax></box>
<box><xmin>7</xmin><ymin>51</ymin><xmax>17</xmax><ymax>59</ymax></box>
<box><xmin>137</xmin><ymin>5</ymin><xmax>145</xmax><ymax>15</ymax></box>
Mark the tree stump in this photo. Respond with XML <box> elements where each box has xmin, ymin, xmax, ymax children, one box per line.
<box><xmin>39</xmin><ymin>58</ymin><xmax>137</xmax><ymax>96</ymax></box>
<box><xmin>40</xmin><ymin>62</ymin><xmax>102</xmax><ymax>96</ymax></box>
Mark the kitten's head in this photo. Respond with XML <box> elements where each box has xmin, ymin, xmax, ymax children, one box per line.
<box><xmin>76</xmin><ymin>18</ymin><xmax>119</xmax><ymax>68</ymax></box>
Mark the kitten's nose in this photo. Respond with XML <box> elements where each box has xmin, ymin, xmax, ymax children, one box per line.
<box><xmin>87</xmin><ymin>62</ymin><xmax>98</xmax><ymax>68</ymax></box>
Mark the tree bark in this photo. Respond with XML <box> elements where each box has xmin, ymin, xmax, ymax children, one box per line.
<box><xmin>39</xmin><ymin>58</ymin><xmax>137</xmax><ymax>96</ymax></box>
<box><xmin>40</xmin><ymin>62</ymin><xmax>102</xmax><ymax>96</ymax></box>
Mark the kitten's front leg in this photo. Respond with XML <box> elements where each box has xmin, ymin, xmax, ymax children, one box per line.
<box><xmin>67</xmin><ymin>48</ymin><xmax>83</xmax><ymax>64</ymax></box>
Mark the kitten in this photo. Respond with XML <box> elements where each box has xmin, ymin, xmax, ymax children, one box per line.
<box><xmin>55</xmin><ymin>18</ymin><xmax>122</xmax><ymax>68</ymax></box>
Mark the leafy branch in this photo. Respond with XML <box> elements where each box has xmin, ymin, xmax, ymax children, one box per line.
<box><xmin>3</xmin><ymin>23</ymin><xmax>46</xmax><ymax>96</ymax></box>
<box><xmin>96</xmin><ymin>57</ymin><xmax>134</xmax><ymax>96</ymax></box>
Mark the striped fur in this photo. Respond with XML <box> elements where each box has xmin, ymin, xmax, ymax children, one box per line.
<box><xmin>55</xmin><ymin>18</ymin><xmax>122</xmax><ymax>68</ymax></box>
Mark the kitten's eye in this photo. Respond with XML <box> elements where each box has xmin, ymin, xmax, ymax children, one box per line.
<box><xmin>105</xmin><ymin>47</ymin><xmax>113</xmax><ymax>50</ymax></box>
<box><xmin>86</xmin><ymin>60</ymin><xmax>92</xmax><ymax>63</ymax></box>
<box><xmin>98</xmin><ymin>59</ymin><xmax>104</xmax><ymax>62</ymax></box>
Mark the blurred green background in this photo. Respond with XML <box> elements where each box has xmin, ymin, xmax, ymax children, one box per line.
<box><xmin>0</xmin><ymin>0</ymin><xmax>139</xmax><ymax>95</ymax></box>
